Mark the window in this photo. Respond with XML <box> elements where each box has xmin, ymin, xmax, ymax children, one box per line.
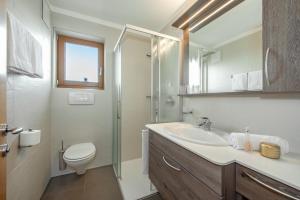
<box><xmin>57</xmin><ymin>35</ymin><xmax>104</xmax><ymax>89</ymax></box>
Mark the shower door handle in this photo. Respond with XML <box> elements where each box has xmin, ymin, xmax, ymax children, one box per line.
<box><xmin>117</xmin><ymin>102</ymin><xmax>121</xmax><ymax>119</ymax></box>
<box><xmin>117</xmin><ymin>86</ymin><xmax>121</xmax><ymax>120</ymax></box>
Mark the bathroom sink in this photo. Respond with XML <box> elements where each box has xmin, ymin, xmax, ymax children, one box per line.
<box><xmin>163</xmin><ymin>123</ymin><xmax>229</xmax><ymax>146</ymax></box>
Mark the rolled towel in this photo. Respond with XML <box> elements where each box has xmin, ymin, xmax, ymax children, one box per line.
<box><xmin>248</xmin><ymin>70</ymin><xmax>263</xmax><ymax>91</ymax></box>
<box><xmin>229</xmin><ymin>133</ymin><xmax>289</xmax><ymax>154</ymax></box>
<box><xmin>231</xmin><ymin>73</ymin><xmax>248</xmax><ymax>91</ymax></box>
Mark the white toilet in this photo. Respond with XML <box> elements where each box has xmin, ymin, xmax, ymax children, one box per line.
<box><xmin>63</xmin><ymin>143</ymin><xmax>96</xmax><ymax>175</ymax></box>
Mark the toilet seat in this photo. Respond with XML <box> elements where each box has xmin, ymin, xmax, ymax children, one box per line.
<box><xmin>63</xmin><ymin>143</ymin><xmax>96</xmax><ymax>161</ymax></box>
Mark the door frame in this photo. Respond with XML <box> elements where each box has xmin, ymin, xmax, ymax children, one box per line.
<box><xmin>0</xmin><ymin>1</ymin><xmax>7</xmax><ymax>200</ymax></box>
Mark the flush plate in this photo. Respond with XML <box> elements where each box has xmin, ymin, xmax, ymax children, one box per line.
<box><xmin>68</xmin><ymin>92</ymin><xmax>95</xmax><ymax>105</ymax></box>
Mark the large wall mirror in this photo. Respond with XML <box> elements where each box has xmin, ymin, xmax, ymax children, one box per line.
<box><xmin>175</xmin><ymin>0</ymin><xmax>263</xmax><ymax>94</ymax></box>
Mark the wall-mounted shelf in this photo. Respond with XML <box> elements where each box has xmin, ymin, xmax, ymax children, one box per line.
<box><xmin>179</xmin><ymin>91</ymin><xmax>300</xmax><ymax>97</ymax></box>
<box><xmin>179</xmin><ymin>91</ymin><xmax>263</xmax><ymax>97</ymax></box>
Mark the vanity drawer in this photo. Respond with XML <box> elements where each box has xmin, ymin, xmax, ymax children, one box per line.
<box><xmin>149</xmin><ymin>130</ymin><xmax>227</xmax><ymax>196</ymax></box>
<box><xmin>149</xmin><ymin>144</ymin><xmax>222</xmax><ymax>200</ymax></box>
<box><xmin>236</xmin><ymin>164</ymin><xmax>300</xmax><ymax>200</ymax></box>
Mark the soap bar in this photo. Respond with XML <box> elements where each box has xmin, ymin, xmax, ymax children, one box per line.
<box><xmin>260</xmin><ymin>142</ymin><xmax>281</xmax><ymax>159</ymax></box>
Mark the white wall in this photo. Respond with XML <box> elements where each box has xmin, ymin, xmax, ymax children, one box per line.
<box><xmin>6</xmin><ymin>0</ymin><xmax>52</xmax><ymax>199</ymax></box>
<box><xmin>183</xmin><ymin>95</ymin><xmax>300</xmax><ymax>153</ymax></box>
<box><xmin>51</xmin><ymin>12</ymin><xmax>121</xmax><ymax>176</ymax></box>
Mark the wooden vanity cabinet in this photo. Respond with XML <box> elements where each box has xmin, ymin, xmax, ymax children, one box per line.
<box><xmin>236</xmin><ymin>164</ymin><xmax>300</xmax><ymax>200</ymax></box>
<box><xmin>149</xmin><ymin>144</ymin><xmax>222</xmax><ymax>200</ymax></box>
<box><xmin>149</xmin><ymin>130</ymin><xmax>235</xmax><ymax>200</ymax></box>
<box><xmin>263</xmin><ymin>0</ymin><xmax>300</xmax><ymax>92</ymax></box>
<box><xmin>148</xmin><ymin>130</ymin><xmax>300</xmax><ymax>200</ymax></box>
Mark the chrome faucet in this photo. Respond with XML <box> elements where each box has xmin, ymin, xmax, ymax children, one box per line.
<box><xmin>197</xmin><ymin>117</ymin><xmax>212</xmax><ymax>131</ymax></box>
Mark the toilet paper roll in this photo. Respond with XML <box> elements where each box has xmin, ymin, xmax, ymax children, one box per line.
<box><xmin>20</xmin><ymin>130</ymin><xmax>41</xmax><ymax>147</ymax></box>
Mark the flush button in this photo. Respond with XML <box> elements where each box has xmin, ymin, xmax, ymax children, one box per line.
<box><xmin>68</xmin><ymin>92</ymin><xmax>95</xmax><ymax>105</ymax></box>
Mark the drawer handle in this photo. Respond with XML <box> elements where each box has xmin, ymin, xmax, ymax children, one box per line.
<box><xmin>264</xmin><ymin>47</ymin><xmax>271</xmax><ymax>86</ymax></box>
<box><xmin>162</xmin><ymin>156</ymin><xmax>181</xmax><ymax>172</ymax></box>
<box><xmin>242</xmin><ymin>171</ymin><xmax>300</xmax><ymax>200</ymax></box>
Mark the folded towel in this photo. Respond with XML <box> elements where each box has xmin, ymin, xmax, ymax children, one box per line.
<box><xmin>231</xmin><ymin>73</ymin><xmax>248</xmax><ymax>91</ymax></box>
<box><xmin>248</xmin><ymin>70</ymin><xmax>263</xmax><ymax>91</ymax></box>
<box><xmin>7</xmin><ymin>12</ymin><xmax>43</xmax><ymax>78</ymax></box>
<box><xmin>141</xmin><ymin>129</ymin><xmax>149</xmax><ymax>175</ymax></box>
<box><xmin>229</xmin><ymin>132</ymin><xmax>289</xmax><ymax>154</ymax></box>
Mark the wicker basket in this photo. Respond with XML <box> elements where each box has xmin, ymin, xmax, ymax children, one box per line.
<box><xmin>260</xmin><ymin>142</ymin><xmax>281</xmax><ymax>159</ymax></box>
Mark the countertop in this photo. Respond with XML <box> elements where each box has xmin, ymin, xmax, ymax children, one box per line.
<box><xmin>146</xmin><ymin>122</ymin><xmax>300</xmax><ymax>191</ymax></box>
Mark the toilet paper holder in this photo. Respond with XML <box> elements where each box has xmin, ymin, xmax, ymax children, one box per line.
<box><xmin>19</xmin><ymin>129</ymin><xmax>41</xmax><ymax>148</ymax></box>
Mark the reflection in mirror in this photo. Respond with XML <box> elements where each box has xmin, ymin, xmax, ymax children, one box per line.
<box><xmin>187</xmin><ymin>0</ymin><xmax>262</xmax><ymax>94</ymax></box>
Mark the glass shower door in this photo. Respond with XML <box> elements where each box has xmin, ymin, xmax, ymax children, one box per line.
<box><xmin>151</xmin><ymin>36</ymin><xmax>160</xmax><ymax>123</ymax></box>
<box><xmin>151</xmin><ymin>37</ymin><xmax>181</xmax><ymax>123</ymax></box>
<box><xmin>114</xmin><ymin>34</ymin><xmax>181</xmax><ymax>179</ymax></box>
<box><xmin>158</xmin><ymin>38</ymin><xmax>180</xmax><ymax>122</ymax></box>
<box><xmin>113</xmin><ymin>46</ymin><xmax>121</xmax><ymax>178</ymax></box>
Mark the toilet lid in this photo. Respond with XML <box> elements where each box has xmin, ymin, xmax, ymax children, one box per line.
<box><xmin>64</xmin><ymin>143</ymin><xmax>96</xmax><ymax>161</ymax></box>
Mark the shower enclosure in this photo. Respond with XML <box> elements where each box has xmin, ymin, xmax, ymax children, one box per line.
<box><xmin>112</xmin><ymin>25</ymin><xmax>181</xmax><ymax>199</ymax></box>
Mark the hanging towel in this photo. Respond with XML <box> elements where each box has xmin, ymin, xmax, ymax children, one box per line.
<box><xmin>228</xmin><ymin>132</ymin><xmax>289</xmax><ymax>154</ymax></box>
<box><xmin>142</xmin><ymin>129</ymin><xmax>149</xmax><ymax>175</ymax></box>
<box><xmin>7</xmin><ymin>12</ymin><xmax>43</xmax><ymax>78</ymax></box>
<box><xmin>248</xmin><ymin>70</ymin><xmax>263</xmax><ymax>91</ymax></box>
<box><xmin>231</xmin><ymin>73</ymin><xmax>248</xmax><ymax>91</ymax></box>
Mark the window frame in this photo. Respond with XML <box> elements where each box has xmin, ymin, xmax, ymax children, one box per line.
<box><xmin>57</xmin><ymin>35</ymin><xmax>104</xmax><ymax>89</ymax></box>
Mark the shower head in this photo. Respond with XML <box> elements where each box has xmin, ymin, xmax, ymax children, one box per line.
<box><xmin>146</xmin><ymin>53</ymin><xmax>151</xmax><ymax>58</ymax></box>
<box><xmin>202</xmin><ymin>51</ymin><xmax>216</xmax><ymax>57</ymax></box>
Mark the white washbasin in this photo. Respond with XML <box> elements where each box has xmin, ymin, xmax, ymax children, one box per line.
<box><xmin>163</xmin><ymin>123</ymin><xmax>229</xmax><ymax>146</ymax></box>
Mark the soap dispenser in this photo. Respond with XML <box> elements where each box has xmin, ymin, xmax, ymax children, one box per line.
<box><xmin>243</xmin><ymin>127</ymin><xmax>252</xmax><ymax>152</ymax></box>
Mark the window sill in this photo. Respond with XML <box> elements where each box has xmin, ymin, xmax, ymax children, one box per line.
<box><xmin>57</xmin><ymin>85</ymin><xmax>104</xmax><ymax>90</ymax></box>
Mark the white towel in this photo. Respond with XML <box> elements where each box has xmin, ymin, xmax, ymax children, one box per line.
<box><xmin>142</xmin><ymin>129</ymin><xmax>149</xmax><ymax>175</ymax></box>
<box><xmin>231</xmin><ymin>73</ymin><xmax>248</xmax><ymax>91</ymax></box>
<box><xmin>248</xmin><ymin>70</ymin><xmax>263</xmax><ymax>91</ymax></box>
<box><xmin>7</xmin><ymin>12</ymin><xmax>43</xmax><ymax>78</ymax></box>
<box><xmin>229</xmin><ymin>132</ymin><xmax>289</xmax><ymax>154</ymax></box>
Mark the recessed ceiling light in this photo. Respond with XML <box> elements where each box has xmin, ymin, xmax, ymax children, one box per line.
<box><xmin>189</xmin><ymin>0</ymin><xmax>236</xmax><ymax>32</ymax></box>
<box><xmin>178</xmin><ymin>0</ymin><xmax>217</xmax><ymax>29</ymax></box>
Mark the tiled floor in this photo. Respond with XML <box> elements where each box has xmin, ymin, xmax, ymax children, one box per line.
<box><xmin>141</xmin><ymin>194</ymin><xmax>162</xmax><ymax>200</ymax></box>
<box><xmin>41</xmin><ymin>165</ymin><xmax>162</xmax><ymax>200</ymax></box>
<box><xmin>41</xmin><ymin>166</ymin><xmax>122</xmax><ymax>200</ymax></box>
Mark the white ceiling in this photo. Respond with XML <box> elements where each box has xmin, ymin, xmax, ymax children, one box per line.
<box><xmin>49</xmin><ymin>0</ymin><xmax>187</xmax><ymax>31</ymax></box>
<box><xmin>190</xmin><ymin>0</ymin><xmax>262</xmax><ymax>49</ymax></box>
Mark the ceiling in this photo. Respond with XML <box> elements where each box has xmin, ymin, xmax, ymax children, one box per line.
<box><xmin>49</xmin><ymin>0</ymin><xmax>188</xmax><ymax>31</ymax></box>
<box><xmin>190</xmin><ymin>0</ymin><xmax>262</xmax><ymax>49</ymax></box>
